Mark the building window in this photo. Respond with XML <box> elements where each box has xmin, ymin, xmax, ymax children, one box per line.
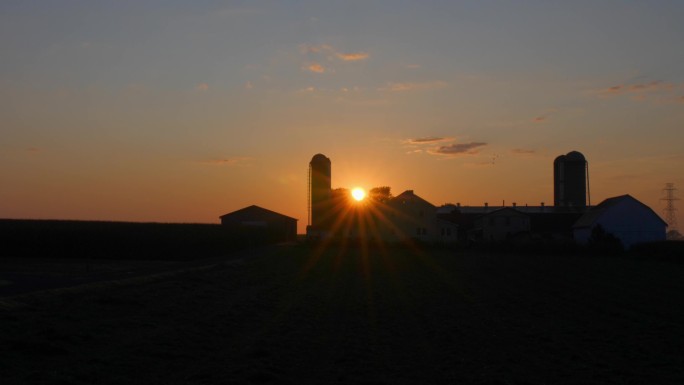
<box><xmin>505</xmin><ymin>217</ymin><xmax>511</xmax><ymax>226</ymax></box>
<box><xmin>489</xmin><ymin>217</ymin><xmax>495</xmax><ymax>226</ymax></box>
<box><xmin>419</xmin><ymin>210</ymin><xmax>424</xmax><ymax>217</ymax></box>
<box><xmin>422</xmin><ymin>228</ymin><xmax>427</xmax><ymax>235</ymax></box>
<box><xmin>417</xmin><ymin>227</ymin><xmax>422</xmax><ymax>236</ymax></box>
<box><xmin>447</xmin><ymin>228</ymin><xmax>452</xmax><ymax>236</ymax></box>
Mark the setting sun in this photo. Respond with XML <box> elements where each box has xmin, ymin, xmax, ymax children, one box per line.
<box><xmin>351</xmin><ymin>187</ymin><xmax>366</xmax><ymax>201</ymax></box>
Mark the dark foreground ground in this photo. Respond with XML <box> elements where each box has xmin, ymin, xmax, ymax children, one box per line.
<box><xmin>1</xmin><ymin>244</ymin><xmax>683</xmax><ymax>384</ymax></box>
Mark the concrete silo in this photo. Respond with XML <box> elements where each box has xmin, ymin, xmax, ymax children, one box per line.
<box><xmin>308</xmin><ymin>154</ymin><xmax>331</xmax><ymax>233</ymax></box>
<box><xmin>554</xmin><ymin>151</ymin><xmax>589</xmax><ymax>207</ymax></box>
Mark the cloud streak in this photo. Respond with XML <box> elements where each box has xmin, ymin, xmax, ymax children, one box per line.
<box><xmin>429</xmin><ymin>142</ymin><xmax>487</xmax><ymax>156</ymax></box>
<box><xmin>303</xmin><ymin>63</ymin><xmax>325</xmax><ymax>73</ymax></box>
<box><xmin>300</xmin><ymin>44</ymin><xmax>369</xmax><ymax>61</ymax></box>
<box><xmin>599</xmin><ymin>81</ymin><xmax>675</xmax><ymax>95</ymax></box>
<box><xmin>405</xmin><ymin>137</ymin><xmax>451</xmax><ymax>144</ymax></box>
<box><xmin>592</xmin><ymin>80</ymin><xmax>684</xmax><ymax>106</ymax></box>
<box><xmin>595</xmin><ymin>80</ymin><xmax>683</xmax><ymax>103</ymax></box>
<box><xmin>403</xmin><ymin>136</ymin><xmax>487</xmax><ymax>157</ymax></box>
<box><xmin>335</xmin><ymin>52</ymin><xmax>369</xmax><ymax>61</ymax></box>
<box><xmin>299</xmin><ymin>44</ymin><xmax>370</xmax><ymax>74</ymax></box>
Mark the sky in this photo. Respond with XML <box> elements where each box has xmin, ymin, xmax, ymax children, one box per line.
<box><xmin>2</xmin><ymin>1</ymin><xmax>684</xmax><ymax>233</ymax></box>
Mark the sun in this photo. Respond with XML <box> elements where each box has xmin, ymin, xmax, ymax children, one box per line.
<box><xmin>351</xmin><ymin>187</ymin><xmax>366</xmax><ymax>201</ymax></box>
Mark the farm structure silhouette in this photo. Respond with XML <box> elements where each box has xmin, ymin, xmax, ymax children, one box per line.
<box><xmin>302</xmin><ymin>152</ymin><xmax>666</xmax><ymax>249</ymax></box>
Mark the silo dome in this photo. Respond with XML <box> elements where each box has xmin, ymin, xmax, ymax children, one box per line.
<box><xmin>565</xmin><ymin>151</ymin><xmax>586</xmax><ymax>161</ymax></box>
<box><xmin>311</xmin><ymin>153</ymin><xmax>330</xmax><ymax>164</ymax></box>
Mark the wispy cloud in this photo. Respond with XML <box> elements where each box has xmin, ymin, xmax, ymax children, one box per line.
<box><xmin>198</xmin><ymin>157</ymin><xmax>252</xmax><ymax>166</ymax></box>
<box><xmin>405</xmin><ymin>64</ymin><xmax>421</xmax><ymax>69</ymax></box>
<box><xmin>380</xmin><ymin>81</ymin><xmax>448</xmax><ymax>92</ymax></box>
<box><xmin>403</xmin><ymin>136</ymin><xmax>487</xmax><ymax>158</ymax></box>
<box><xmin>599</xmin><ymin>81</ymin><xmax>675</xmax><ymax>95</ymax></box>
<box><xmin>303</xmin><ymin>63</ymin><xmax>326</xmax><ymax>73</ymax></box>
<box><xmin>405</xmin><ymin>137</ymin><xmax>452</xmax><ymax>144</ymax></box>
<box><xmin>532</xmin><ymin>116</ymin><xmax>546</xmax><ymax>123</ymax></box>
<box><xmin>428</xmin><ymin>142</ymin><xmax>487</xmax><ymax>156</ymax></box>
<box><xmin>244</xmin><ymin>81</ymin><xmax>253</xmax><ymax>90</ymax></box>
<box><xmin>595</xmin><ymin>80</ymin><xmax>682</xmax><ymax>103</ymax></box>
<box><xmin>194</xmin><ymin>83</ymin><xmax>209</xmax><ymax>92</ymax></box>
<box><xmin>594</xmin><ymin>80</ymin><xmax>684</xmax><ymax>104</ymax></box>
<box><xmin>300</xmin><ymin>44</ymin><xmax>369</xmax><ymax>62</ymax></box>
<box><xmin>335</xmin><ymin>52</ymin><xmax>369</xmax><ymax>61</ymax></box>
<box><xmin>299</xmin><ymin>43</ymin><xmax>369</xmax><ymax>73</ymax></box>
<box><xmin>26</xmin><ymin>147</ymin><xmax>41</xmax><ymax>153</ymax></box>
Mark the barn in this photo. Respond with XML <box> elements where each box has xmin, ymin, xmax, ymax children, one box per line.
<box><xmin>573</xmin><ymin>195</ymin><xmax>667</xmax><ymax>249</ymax></box>
<box><xmin>220</xmin><ymin>205</ymin><xmax>298</xmax><ymax>243</ymax></box>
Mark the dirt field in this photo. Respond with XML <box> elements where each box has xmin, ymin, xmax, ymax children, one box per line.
<box><xmin>1</xmin><ymin>244</ymin><xmax>683</xmax><ymax>384</ymax></box>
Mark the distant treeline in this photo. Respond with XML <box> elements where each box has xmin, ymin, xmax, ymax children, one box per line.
<box><xmin>0</xmin><ymin>219</ymin><xmax>283</xmax><ymax>260</ymax></box>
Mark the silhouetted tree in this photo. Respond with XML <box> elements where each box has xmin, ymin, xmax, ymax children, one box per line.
<box><xmin>331</xmin><ymin>188</ymin><xmax>351</xmax><ymax>204</ymax></box>
<box><xmin>369</xmin><ymin>186</ymin><xmax>392</xmax><ymax>202</ymax></box>
<box><xmin>588</xmin><ymin>224</ymin><xmax>623</xmax><ymax>254</ymax></box>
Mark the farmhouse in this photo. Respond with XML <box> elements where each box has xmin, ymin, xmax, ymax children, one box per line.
<box><xmin>573</xmin><ymin>195</ymin><xmax>667</xmax><ymax>249</ymax></box>
<box><xmin>386</xmin><ymin>190</ymin><xmax>438</xmax><ymax>242</ymax></box>
<box><xmin>220</xmin><ymin>205</ymin><xmax>297</xmax><ymax>242</ymax></box>
<box><xmin>372</xmin><ymin>190</ymin><xmax>456</xmax><ymax>243</ymax></box>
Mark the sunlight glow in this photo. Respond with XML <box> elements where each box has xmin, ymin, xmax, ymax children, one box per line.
<box><xmin>351</xmin><ymin>187</ymin><xmax>366</xmax><ymax>201</ymax></box>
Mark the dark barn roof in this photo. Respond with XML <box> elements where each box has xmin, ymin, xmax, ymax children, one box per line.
<box><xmin>220</xmin><ymin>205</ymin><xmax>297</xmax><ymax>223</ymax></box>
<box><xmin>573</xmin><ymin>195</ymin><xmax>666</xmax><ymax>229</ymax></box>
<box><xmin>392</xmin><ymin>190</ymin><xmax>436</xmax><ymax>208</ymax></box>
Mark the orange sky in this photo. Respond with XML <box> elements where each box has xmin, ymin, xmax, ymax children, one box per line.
<box><xmin>1</xmin><ymin>2</ymin><xmax>683</xmax><ymax>233</ymax></box>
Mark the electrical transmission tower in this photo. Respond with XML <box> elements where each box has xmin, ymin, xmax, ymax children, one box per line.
<box><xmin>661</xmin><ymin>183</ymin><xmax>679</xmax><ymax>231</ymax></box>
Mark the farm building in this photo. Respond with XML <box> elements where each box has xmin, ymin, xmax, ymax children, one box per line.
<box><xmin>573</xmin><ymin>195</ymin><xmax>666</xmax><ymax>249</ymax></box>
<box><xmin>437</xmin><ymin>204</ymin><xmax>585</xmax><ymax>244</ymax></box>
<box><xmin>220</xmin><ymin>205</ymin><xmax>297</xmax><ymax>242</ymax></box>
<box><xmin>385</xmin><ymin>190</ymin><xmax>439</xmax><ymax>242</ymax></box>
<box><xmin>472</xmin><ymin>207</ymin><xmax>531</xmax><ymax>242</ymax></box>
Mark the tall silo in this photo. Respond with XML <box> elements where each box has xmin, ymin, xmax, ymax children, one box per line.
<box><xmin>554</xmin><ymin>151</ymin><xmax>588</xmax><ymax>207</ymax></box>
<box><xmin>308</xmin><ymin>153</ymin><xmax>331</xmax><ymax>229</ymax></box>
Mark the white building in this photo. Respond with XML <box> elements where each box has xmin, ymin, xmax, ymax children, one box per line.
<box><xmin>573</xmin><ymin>195</ymin><xmax>667</xmax><ymax>249</ymax></box>
<box><xmin>380</xmin><ymin>190</ymin><xmax>458</xmax><ymax>244</ymax></box>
